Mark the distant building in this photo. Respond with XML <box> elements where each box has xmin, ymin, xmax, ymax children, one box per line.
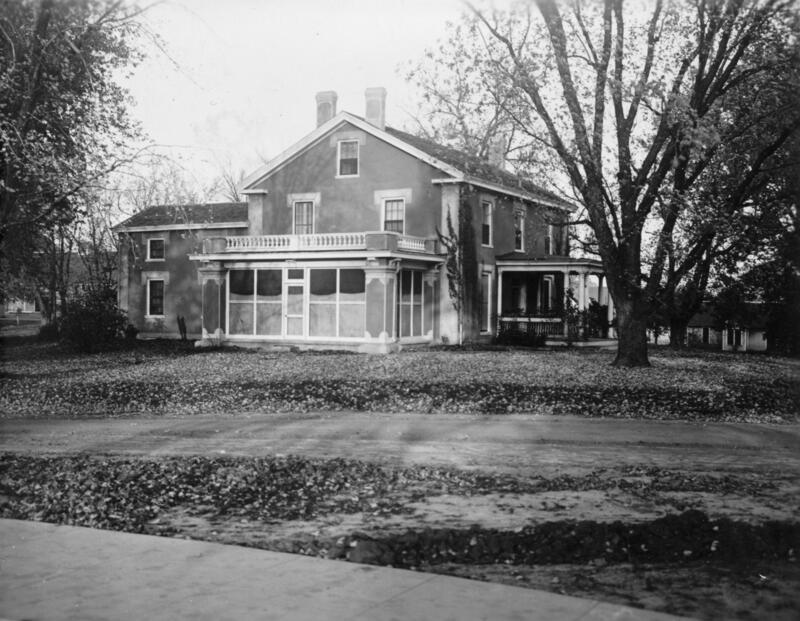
<box><xmin>688</xmin><ymin>303</ymin><xmax>768</xmax><ymax>352</ymax></box>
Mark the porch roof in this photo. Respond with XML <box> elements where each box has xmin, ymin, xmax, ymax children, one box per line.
<box><xmin>496</xmin><ymin>258</ymin><xmax>604</xmax><ymax>273</ymax></box>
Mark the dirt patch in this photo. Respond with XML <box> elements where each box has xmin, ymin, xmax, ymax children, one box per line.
<box><xmin>2</xmin><ymin>452</ymin><xmax>798</xmax><ymax>620</ymax></box>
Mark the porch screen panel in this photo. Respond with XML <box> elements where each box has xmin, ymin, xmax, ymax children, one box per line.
<box><xmin>256</xmin><ymin>269</ymin><xmax>282</xmax><ymax>335</ymax></box>
<box><xmin>229</xmin><ymin>270</ymin><xmax>254</xmax><ymax>335</ymax></box>
<box><xmin>400</xmin><ymin>270</ymin><xmax>412</xmax><ymax>337</ymax></box>
<box><xmin>411</xmin><ymin>271</ymin><xmax>422</xmax><ymax>336</ymax></box>
<box><xmin>310</xmin><ymin>269</ymin><xmax>336</xmax><ymax>337</ymax></box>
<box><xmin>338</xmin><ymin>269</ymin><xmax>365</xmax><ymax>337</ymax></box>
<box><xmin>399</xmin><ymin>270</ymin><xmax>423</xmax><ymax>337</ymax></box>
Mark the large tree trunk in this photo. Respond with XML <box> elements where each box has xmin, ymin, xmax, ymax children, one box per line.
<box><xmin>612</xmin><ymin>299</ymin><xmax>650</xmax><ymax>367</ymax></box>
<box><xmin>669</xmin><ymin>320</ymin><xmax>688</xmax><ymax>349</ymax></box>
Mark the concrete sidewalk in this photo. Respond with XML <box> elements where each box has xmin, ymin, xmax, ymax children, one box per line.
<box><xmin>0</xmin><ymin>519</ymin><xmax>694</xmax><ymax>621</ymax></box>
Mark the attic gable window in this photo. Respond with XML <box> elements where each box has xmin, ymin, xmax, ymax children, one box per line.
<box><xmin>337</xmin><ymin>140</ymin><xmax>359</xmax><ymax>177</ymax></box>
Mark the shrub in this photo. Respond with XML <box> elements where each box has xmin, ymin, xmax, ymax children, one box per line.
<box><xmin>37</xmin><ymin>323</ymin><xmax>60</xmax><ymax>341</ymax></box>
<box><xmin>59</xmin><ymin>287</ymin><xmax>128</xmax><ymax>352</ymax></box>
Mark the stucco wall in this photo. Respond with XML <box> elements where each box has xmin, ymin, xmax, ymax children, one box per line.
<box><xmin>250</xmin><ymin>122</ymin><xmax>444</xmax><ymax>238</ymax></box>
<box><xmin>121</xmin><ymin>226</ymin><xmax>246</xmax><ymax>337</ymax></box>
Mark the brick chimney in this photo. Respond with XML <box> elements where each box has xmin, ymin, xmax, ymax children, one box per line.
<box><xmin>315</xmin><ymin>91</ymin><xmax>337</xmax><ymax>127</ymax></box>
<box><xmin>487</xmin><ymin>133</ymin><xmax>507</xmax><ymax>169</ymax></box>
<box><xmin>365</xmin><ymin>87</ymin><xmax>387</xmax><ymax>130</ymax></box>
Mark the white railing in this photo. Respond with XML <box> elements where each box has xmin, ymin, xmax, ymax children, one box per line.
<box><xmin>227</xmin><ymin>232</ymin><xmax>366</xmax><ymax>251</ymax></box>
<box><xmin>396</xmin><ymin>236</ymin><xmax>428</xmax><ymax>252</ymax></box>
<box><xmin>222</xmin><ymin>232</ymin><xmax>434</xmax><ymax>253</ymax></box>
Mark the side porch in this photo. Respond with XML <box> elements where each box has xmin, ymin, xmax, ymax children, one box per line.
<box><xmin>496</xmin><ymin>259</ymin><xmax>614</xmax><ymax>341</ymax></box>
<box><xmin>190</xmin><ymin>231</ymin><xmax>443</xmax><ymax>353</ymax></box>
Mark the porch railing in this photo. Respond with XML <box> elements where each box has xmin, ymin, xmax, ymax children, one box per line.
<box><xmin>226</xmin><ymin>232</ymin><xmax>367</xmax><ymax>251</ymax></box>
<box><xmin>218</xmin><ymin>232</ymin><xmax>435</xmax><ymax>254</ymax></box>
<box><xmin>499</xmin><ymin>316</ymin><xmax>565</xmax><ymax>338</ymax></box>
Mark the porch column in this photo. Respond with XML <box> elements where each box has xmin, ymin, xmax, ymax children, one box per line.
<box><xmin>562</xmin><ymin>269</ymin><xmax>570</xmax><ymax>337</ymax></box>
<box><xmin>362</xmin><ymin>264</ymin><xmax>398</xmax><ymax>353</ymax></box>
<box><xmin>597</xmin><ymin>273</ymin><xmax>606</xmax><ymax>305</ymax></box>
<box><xmin>607</xmin><ymin>290</ymin><xmax>615</xmax><ymax>337</ymax></box>
<box><xmin>197</xmin><ymin>262</ymin><xmax>226</xmax><ymax>345</ymax></box>
<box><xmin>496</xmin><ymin>268</ymin><xmax>504</xmax><ymax>320</ymax></box>
<box><xmin>578</xmin><ymin>270</ymin><xmax>587</xmax><ymax>311</ymax></box>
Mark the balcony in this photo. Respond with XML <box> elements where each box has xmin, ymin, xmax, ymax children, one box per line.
<box><xmin>202</xmin><ymin>231</ymin><xmax>438</xmax><ymax>255</ymax></box>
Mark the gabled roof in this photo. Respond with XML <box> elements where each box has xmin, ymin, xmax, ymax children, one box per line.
<box><xmin>688</xmin><ymin>302</ymin><xmax>769</xmax><ymax>330</ymax></box>
<box><xmin>688</xmin><ymin>306</ymin><xmax>718</xmax><ymax>328</ymax></box>
<box><xmin>240</xmin><ymin>111</ymin><xmax>576</xmax><ymax>211</ymax></box>
<box><xmin>383</xmin><ymin>127</ymin><xmax>572</xmax><ymax>209</ymax></box>
<box><xmin>114</xmin><ymin>203</ymin><xmax>248</xmax><ymax>232</ymax></box>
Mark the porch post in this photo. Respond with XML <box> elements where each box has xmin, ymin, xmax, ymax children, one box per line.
<box><xmin>562</xmin><ymin>269</ymin><xmax>570</xmax><ymax>337</ymax></box>
<box><xmin>578</xmin><ymin>270</ymin><xmax>587</xmax><ymax>311</ymax></box>
<box><xmin>363</xmin><ymin>263</ymin><xmax>398</xmax><ymax>353</ymax></box>
<box><xmin>197</xmin><ymin>262</ymin><xmax>226</xmax><ymax>346</ymax></box>
<box><xmin>496</xmin><ymin>267</ymin><xmax>503</xmax><ymax>321</ymax></box>
<box><xmin>607</xmin><ymin>290</ymin><xmax>615</xmax><ymax>337</ymax></box>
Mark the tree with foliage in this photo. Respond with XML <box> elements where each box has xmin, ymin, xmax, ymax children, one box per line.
<box><xmin>0</xmin><ymin>0</ymin><xmax>145</xmax><ymax>307</ymax></box>
<box><xmin>413</xmin><ymin>0</ymin><xmax>800</xmax><ymax>365</ymax></box>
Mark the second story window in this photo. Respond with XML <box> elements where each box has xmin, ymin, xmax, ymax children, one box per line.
<box><xmin>293</xmin><ymin>201</ymin><xmax>314</xmax><ymax>235</ymax></box>
<box><xmin>481</xmin><ymin>200</ymin><xmax>493</xmax><ymax>247</ymax></box>
<box><xmin>338</xmin><ymin>140</ymin><xmax>359</xmax><ymax>176</ymax></box>
<box><xmin>383</xmin><ymin>198</ymin><xmax>405</xmax><ymax>233</ymax></box>
<box><xmin>514</xmin><ymin>212</ymin><xmax>525</xmax><ymax>251</ymax></box>
<box><xmin>544</xmin><ymin>224</ymin><xmax>554</xmax><ymax>255</ymax></box>
<box><xmin>147</xmin><ymin>238</ymin><xmax>165</xmax><ymax>261</ymax></box>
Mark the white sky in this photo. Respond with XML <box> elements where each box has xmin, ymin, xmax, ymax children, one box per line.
<box><xmin>124</xmin><ymin>0</ymin><xmax>465</xmax><ymax>189</ymax></box>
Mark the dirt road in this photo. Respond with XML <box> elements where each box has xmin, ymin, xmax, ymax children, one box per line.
<box><xmin>4</xmin><ymin>413</ymin><xmax>800</xmax><ymax>620</ymax></box>
<box><xmin>2</xmin><ymin>413</ymin><xmax>798</xmax><ymax>475</ymax></box>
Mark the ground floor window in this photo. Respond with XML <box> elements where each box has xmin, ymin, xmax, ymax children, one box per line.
<box><xmin>480</xmin><ymin>272</ymin><xmax>492</xmax><ymax>333</ymax></box>
<box><xmin>541</xmin><ymin>276</ymin><xmax>553</xmax><ymax>313</ymax></box>
<box><xmin>702</xmin><ymin>326</ymin><xmax>709</xmax><ymax>344</ymax></box>
<box><xmin>147</xmin><ymin>279</ymin><xmax>164</xmax><ymax>317</ymax></box>
<box><xmin>727</xmin><ymin>328</ymin><xmax>742</xmax><ymax>347</ymax></box>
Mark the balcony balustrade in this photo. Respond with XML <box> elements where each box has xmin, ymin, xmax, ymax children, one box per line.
<box><xmin>205</xmin><ymin>231</ymin><xmax>437</xmax><ymax>255</ymax></box>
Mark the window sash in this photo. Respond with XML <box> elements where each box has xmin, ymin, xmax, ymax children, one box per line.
<box><xmin>148</xmin><ymin>280</ymin><xmax>164</xmax><ymax>316</ymax></box>
<box><xmin>481</xmin><ymin>201</ymin><xmax>492</xmax><ymax>246</ymax></box>
<box><xmin>148</xmin><ymin>239</ymin><xmax>165</xmax><ymax>260</ymax></box>
<box><xmin>480</xmin><ymin>273</ymin><xmax>491</xmax><ymax>332</ymax></box>
<box><xmin>293</xmin><ymin>201</ymin><xmax>314</xmax><ymax>234</ymax></box>
<box><xmin>338</xmin><ymin>140</ymin><xmax>359</xmax><ymax>176</ymax></box>
<box><xmin>514</xmin><ymin>213</ymin><xmax>524</xmax><ymax>251</ymax></box>
<box><xmin>383</xmin><ymin>199</ymin><xmax>404</xmax><ymax>233</ymax></box>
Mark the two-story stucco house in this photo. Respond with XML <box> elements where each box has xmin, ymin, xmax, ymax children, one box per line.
<box><xmin>115</xmin><ymin>89</ymin><xmax>608</xmax><ymax>352</ymax></box>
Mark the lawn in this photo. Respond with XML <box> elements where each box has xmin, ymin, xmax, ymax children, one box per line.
<box><xmin>2</xmin><ymin>338</ymin><xmax>799</xmax><ymax>620</ymax></box>
<box><xmin>1</xmin><ymin>339</ymin><xmax>798</xmax><ymax>421</ymax></box>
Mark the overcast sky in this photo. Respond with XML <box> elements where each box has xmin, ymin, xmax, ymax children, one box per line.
<box><xmin>124</xmin><ymin>0</ymin><xmax>465</xmax><ymax>189</ymax></box>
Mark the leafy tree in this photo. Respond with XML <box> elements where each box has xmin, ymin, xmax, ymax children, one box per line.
<box><xmin>0</xmin><ymin>0</ymin><xmax>145</xmax><ymax>304</ymax></box>
<box><xmin>415</xmin><ymin>0</ymin><xmax>800</xmax><ymax>365</ymax></box>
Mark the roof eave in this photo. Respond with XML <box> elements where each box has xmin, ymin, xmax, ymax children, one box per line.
<box><xmin>431</xmin><ymin>176</ymin><xmax>577</xmax><ymax>212</ymax></box>
<box><xmin>239</xmin><ymin>112</ymin><xmax>464</xmax><ymax>192</ymax></box>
